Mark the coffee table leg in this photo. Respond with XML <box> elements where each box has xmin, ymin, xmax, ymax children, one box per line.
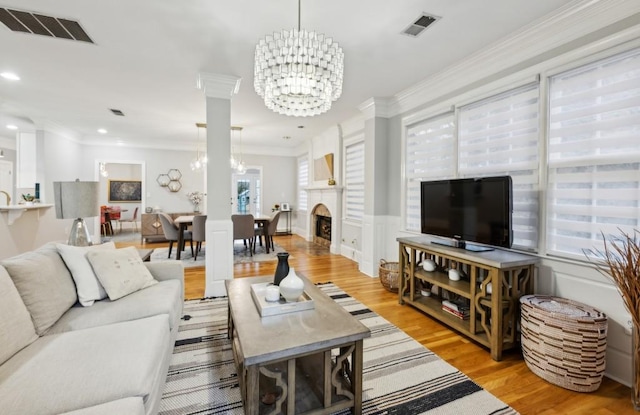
<box><xmin>245</xmin><ymin>365</ymin><xmax>259</xmax><ymax>415</ymax></box>
<box><xmin>353</xmin><ymin>340</ymin><xmax>364</xmax><ymax>415</ymax></box>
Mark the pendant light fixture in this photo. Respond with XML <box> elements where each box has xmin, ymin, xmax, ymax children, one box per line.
<box><xmin>231</xmin><ymin>126</ymin><xmax>246</xmax><ymax>175</ymax></box>
<box><xmin>190</xmin><ymin>123</ymin><xmax>208</xmax><ymax>172</ymax></box>
<box><xmin>254</xmin><ymin>0</ymin><xmax>344</xmax><ymax>117</ymax></box>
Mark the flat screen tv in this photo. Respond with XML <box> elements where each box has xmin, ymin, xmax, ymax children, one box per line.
<box><xmin>420</xmin><ymin>176</ymin><xmax>513</xmax><ymax>251</ymax></box>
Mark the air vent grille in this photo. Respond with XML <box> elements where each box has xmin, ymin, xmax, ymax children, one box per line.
<box><xmin>110</xmin><ymin>109</ymin><xmax>125</xmax><ymax>116</ymax></box>
<box><xmin>402</xmin><ymin>13</ymin><xmax>440</xmax><ymax>37</ymax></box>
<box><xmin>0</xmin><ymin>8</ymin><xmax>93</xmax><ymax>43</ymax></box>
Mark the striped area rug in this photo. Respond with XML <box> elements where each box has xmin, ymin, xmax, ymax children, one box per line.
<box><xmin>159</xmin><ymin>283</ymin><xmax>518</xmax><ymax>415</ymax></box>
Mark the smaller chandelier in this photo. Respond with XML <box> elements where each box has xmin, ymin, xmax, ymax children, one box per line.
<box><xmin>190</xmin><ymin>123</ymin><xmax>208</xmax><ymax>172</ymax></box>
<box><xmin>254</xmin><ymin>0</ymin><xmax>344</xmax><ymax>117</ymax></box>
<box><xmin>230</xmin><ymin>126</ymin><xmax>246</xmax><ymax>174</ymax></box>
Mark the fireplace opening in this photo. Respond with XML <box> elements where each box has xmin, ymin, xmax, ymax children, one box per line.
<box><xmin>316</xmin><ymin>215</ymin><xmax>331</xmax><ymax>241</ymax></box>
<box><xmin>311</xmin><ymin>203</ymin><xmax>332</xmax><ymax>248</ymax></box>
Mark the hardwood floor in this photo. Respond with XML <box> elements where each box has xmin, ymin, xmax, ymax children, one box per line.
<box><xmin>120</xmin><ymin>234</ymin><xmax>635</xmax><ymax>414</ymax></box>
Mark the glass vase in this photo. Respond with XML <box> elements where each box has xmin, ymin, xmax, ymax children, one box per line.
<box><xmin>633</xmin><ymin>324</ymin><xmax>640</xmax><ymax>411</ymax></box>
<box><xmin>273</xmin><ymin>252</ymin><xmax>290</xmax><ymax>286</ymax></box>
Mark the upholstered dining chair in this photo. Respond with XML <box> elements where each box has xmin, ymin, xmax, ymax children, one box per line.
<box><xmin>191</xmin><ymin>215</ymin><xmax>207</xmax><ymax>261</ymax></box>
<box><xmin>158</xmin><ymin>213</ymin><xmax>194</xmax><ymax>259</ymax></box>
<box><xmin>255</xmin><ymin>211</ymin><xmax>281</xmax><ymax>253</ymax></box>
<box><xmin>117</xmin><ymin>206</ymin><xmax>139</xmax><ymax>233</ymax></box>
<box><xmin>232</xmin><ymin>214</ymin><xmax>254</xmax><ymax>256</ymax></box>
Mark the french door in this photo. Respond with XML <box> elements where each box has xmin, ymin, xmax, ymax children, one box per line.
<box><xmin>231</xmin><ymin>168</ymin><xmax>261</xmax><ymax>215</ymax></box>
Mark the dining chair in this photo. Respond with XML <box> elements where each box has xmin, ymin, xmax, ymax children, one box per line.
<box><xmin>158</xmin><ymin>213</ymin><xmax>194</xmax><ymax>259</ymax></box>
<box><xmin>232</xmin><ymin>214</ymin><xmax>255</xmax><ymax>256</ymax></box>
<box><xmin>100</xmin><ymin>206</ymin><xmax>113</xmax><ymax>236</ymax></box>
<box><xmin>255</xmin><ymin>211</ymin><xmax>281</xmax><ymax>253</ymax></box>
<box><xmin>192</xmin><ymin>215</ymin><xmax>207</xmax><ymax>261</ymax></box>
<box><xmin>117</xmin><ymin>206</ymin><xmax>139</xmax><ymax>233</ymax></box>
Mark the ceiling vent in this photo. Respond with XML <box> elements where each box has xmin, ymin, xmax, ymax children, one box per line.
<box><xmin>0</xmin><ymin>8</ymin><xmax>93</xmax><ymax>43</ymax></box>
<box><xmin>110</xmin><ymin>109</ymin><xmax>125</xmax><ymax>116</ymax></box>
<box><xmin>402</xmin><ymin>13</ymin><xmax>440</xmax><ymax>37</ymax></box>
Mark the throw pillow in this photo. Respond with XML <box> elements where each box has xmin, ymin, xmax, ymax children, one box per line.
<box><xmin>56</xmin><ymin>242</ymin><xmax>116</xmax><ymax>306</ymax></box>
<box><xmin>1</xmin><ymin>243</ymin><xmax>78</xmax><ymax>335</ymax></box>
<box><xmin>86</xmin><ymin>247</ymin><xmax>157</xmax><ymax>301</ymax></box>
<box><xmin>0</xmin><ymin>266</ymin><xmax>38</xmax><ymax>365</ymax></box>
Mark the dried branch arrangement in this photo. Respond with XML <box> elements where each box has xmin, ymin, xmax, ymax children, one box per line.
<box><xmin>587</xmin><ymin>230</ymin><xmax>640</xmax><ymax>322</ymax></box>
<box><xmin>586</xmin><ymin>229</ymin><xmax>640</xmax><ymax>408</ymax></box>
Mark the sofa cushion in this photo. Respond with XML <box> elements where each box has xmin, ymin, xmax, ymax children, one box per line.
<box><xmin>58</xmin><ymin>397</ymin><xmax>145</xmax><ymax>415</ymax></box>
<box><xmin>0</xmin><ymin>314</ymin><xmax>171</xmax><ymax>415</ymax></box>
<box><xmin>0</xmin><ymin>266</ymin><xmax>38</xmax><ymax>366</ymax></box>
<box><xmin>87</xmin><ymin>247</ymin><xmax>157</xmax><ymax>301</ymax></box>
<box><xmin>56</xmin><ymin>242</ymin><xmax>116</xmax><ymax>306</ymax></box>
<box><xmin>1</xmin><ymin>243</ymin><xmax>77</xmax><ymax>335</ymax></box>
<box><xmin>46</xmin><ymin>279</ymin><xmax>183</xmax><ymax>335</ymax></box>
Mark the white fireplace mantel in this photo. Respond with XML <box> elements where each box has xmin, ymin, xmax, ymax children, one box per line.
<box><xmin>305</xmin><ymin>186</ymin><xmax>343</xmax><ymax>254</ymax></box>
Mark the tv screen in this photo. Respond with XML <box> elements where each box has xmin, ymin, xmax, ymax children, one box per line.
<box><xmin>420</xmin><ymin>176</ymin><xmax>513</xmax><ymax>249</ymax></box>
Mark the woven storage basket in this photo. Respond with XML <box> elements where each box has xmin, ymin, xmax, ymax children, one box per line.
<box><xmin>520</xmin><ymin>295</ymin><xmax>608</xmax><ymax>392</ymax></box>
<box><xmin>379</xmin><ymin>260</ymin><xmax>399</xmax><ymax>293</ymax></box>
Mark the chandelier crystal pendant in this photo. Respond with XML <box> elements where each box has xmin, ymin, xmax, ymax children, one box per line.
<box><xmin>254</xmin><ymin>0</ymin><xmax>344</xmax><ymax>117</ymax></box>
<box><xmin>190</xmin><ymin>123</ymin><xmax>208</xmax><ymax>172</ymax></box>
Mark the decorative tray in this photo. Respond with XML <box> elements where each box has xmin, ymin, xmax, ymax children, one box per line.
<box><xmin>250</xmin><ymin>282</ymin><xmax>315</xmax><ymax>317</ymax></box>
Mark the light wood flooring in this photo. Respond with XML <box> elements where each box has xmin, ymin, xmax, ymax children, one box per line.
<box><xmin>119</xmin><ymin>234</ymin><xmax>635</xmax><ymax>414</ymax></box>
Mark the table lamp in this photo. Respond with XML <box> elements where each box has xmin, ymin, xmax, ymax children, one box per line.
<box><xmin>53</xmin><ymin>180</ymin><xmax>99</xmax><ymax>246</ymax></box>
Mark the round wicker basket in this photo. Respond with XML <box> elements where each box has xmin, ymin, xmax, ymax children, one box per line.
<box><xmin>379</xmin><ymin>260</ymin><xmax>399</xmax><ymax>293</ymax></box>
<box><xmin>520</xmin><ymin>295</ymin><xmax>608</xmax><ymax>392</ymax></box>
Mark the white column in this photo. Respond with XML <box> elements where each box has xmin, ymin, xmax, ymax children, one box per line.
<box><xmin>197</xmin><ymin>73</ymin><xmax>241</xmax><ymax>297</ymax></box>
<box><xmin>358</xmin><ymin>98</ymin><xmax>391</xmax><ymax>277</ymax></box>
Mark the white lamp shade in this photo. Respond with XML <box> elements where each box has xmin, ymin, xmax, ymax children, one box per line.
<box><xmin>53</xmin><ymin>181</ymin><xmax>99</xmax><ymax>219</ymax></box>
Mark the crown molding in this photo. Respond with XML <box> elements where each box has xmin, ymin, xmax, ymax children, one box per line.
<box><xmin>197</xmin><ymin>73</ymin><xmax>241</xmax><ymax>99</ymax></box>
<box><xmin>387</xmin><ymin>0</ymin><xmax>640</xmax><ymax>117</ymax></box>
<box><xmin>358</xmin><ymin>97</ymin><xmax>392</xmax><ymax>120</ymax></box>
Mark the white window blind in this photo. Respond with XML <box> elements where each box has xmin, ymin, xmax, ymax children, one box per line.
<box><xmin>405</xmin><ymin>113</ymin><xmax>456</xmax><ymax>232</ymax></box>
<box><xmin>297</xmin><ymin>157</ymin><xmax>309</xmax><ymax>211</ymax></box>
<box><xmin>345</xmin><ymin>141</ymin><xmax>365</xmax><ymax>221</ymax></box>
<box><xmin>547</xmin><ymin>48</ymin><xmax>640</xmax><ymax>259</ymax></box>
<box><xmin>458</xmin><ymin>83</ymin><xmax>541</xmax><ymax>250</ymax></box>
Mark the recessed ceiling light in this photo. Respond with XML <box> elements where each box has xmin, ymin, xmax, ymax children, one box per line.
<box><xmin>6</xmin><ymin>125</ymin><xmax>18</xmax><ymax>130</ymax></box>
<box><xmin>97</xmin><ymin>128</ymin><xmax>107</xmax><ymax>134</ymax></box>
<box><xmin>1</xmin><ymin>72</ymin><xmax>20</xmax><ymax>81</ymax></box>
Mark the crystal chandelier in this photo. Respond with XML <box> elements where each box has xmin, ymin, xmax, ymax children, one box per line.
<box><xmin>254</xmin><ymin>0</ymin><xmax>344</xmax><ymax>117</ymax></box>
<box><xmin>190</xmin><ymin>123</ymin><xmax>208</xmax><ymax>172</ymax></box>
<box><xmin>230</xmin><ymin>126</ymin><xmax>246</xmax><ymax>174</ymax></box>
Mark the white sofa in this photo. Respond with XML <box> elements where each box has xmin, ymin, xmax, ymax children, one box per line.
<box><xmin>0</xmin><ymin>242</ymin><xmax>184</xmax><ymax>415</ymax></box>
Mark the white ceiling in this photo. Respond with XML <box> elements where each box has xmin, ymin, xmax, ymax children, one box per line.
<box><xmin>0</xmin><ymin>0</ymin><xmax>574</xmax><ymax>153</ymax></box>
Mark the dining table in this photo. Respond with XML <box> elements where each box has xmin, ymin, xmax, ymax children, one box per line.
<box><xmin>173</xmin><ymin>215</ymin><xmax>194</xmax><ymax>260</ymax></box>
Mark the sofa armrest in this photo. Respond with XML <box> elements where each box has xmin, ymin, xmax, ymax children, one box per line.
<box><xmin>144</xmin><ymin>260</ymin><xmax>184</xmax><ymax>283</ymax></box>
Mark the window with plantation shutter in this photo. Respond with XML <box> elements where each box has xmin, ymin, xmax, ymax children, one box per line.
<box><xmin>298</xmin><ymin>157</ymin><xmax>308</xmax><ymax>211</ymax></box>
<box><xmin>404</xmin><ymin>112</ymin><xmax>456</xmax><ymax>232</ymax></box>
<box><xmin>458</xmin><ymin>83</ymin><xmax>541</xmax><ymax>250</ymax></box>
<box><xmin>547</xmin><ymin>48</ymin><xmax>640</xmax><ymax>260</ymax></box>
<box><xmin>345</xmin><ymin>141</ymin><xmax>365</xmax><ymax>221</ymax></box>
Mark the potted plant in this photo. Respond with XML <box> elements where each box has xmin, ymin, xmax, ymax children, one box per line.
<box><xmin>21</xmin><ymin>193</ymin><xmax>35</xmax><ymax>205</ymax></box>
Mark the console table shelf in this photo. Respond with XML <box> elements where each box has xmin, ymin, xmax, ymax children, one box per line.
<box><xmin>397</xmin><ymin>235</ymin><xmax>537</xmax><ymax>361</ymax></box>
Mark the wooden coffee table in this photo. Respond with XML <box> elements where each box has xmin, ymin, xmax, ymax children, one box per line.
<box><xmin>226</xmin><ymin>276</ymin><xmax>370</xmax><ymax>415</ymax></box>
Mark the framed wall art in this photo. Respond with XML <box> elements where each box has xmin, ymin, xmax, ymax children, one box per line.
<box><xmin>108</xmin><ymin>180</ymin><xmax>142</xmax><ymax>202</ymax></box>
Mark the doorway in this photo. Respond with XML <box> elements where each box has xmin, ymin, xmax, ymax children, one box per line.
<box><xmin>232</xmin><ymin>167</ymin><xmax>262</xmax><ymax>215</ymax></box>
